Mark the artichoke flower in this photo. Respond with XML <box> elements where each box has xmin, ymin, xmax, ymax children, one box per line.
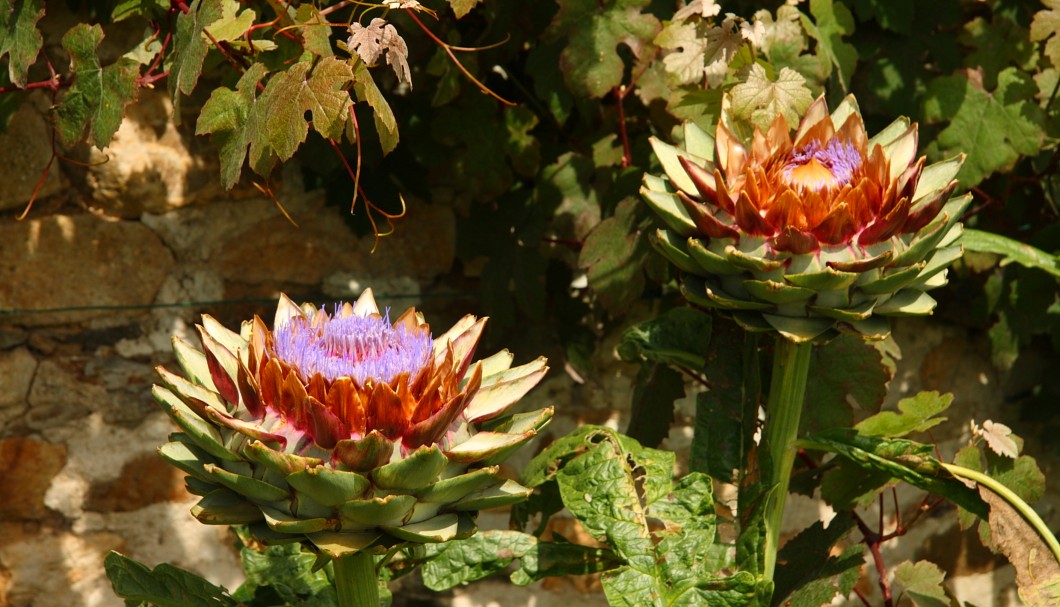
<box><xmin>154</xmin><ymin>290</ymin><xmax>551</xmax><ymax>559</ymax></box>
<box><xmin>643</xmin><ymin>95</ymin><xmax>970</xmax><ymax>342</ymax></box>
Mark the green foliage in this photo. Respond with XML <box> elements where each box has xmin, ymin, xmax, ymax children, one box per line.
<box><xmin>169</xmin><ymin>0</ymin><xmax>224</xmax><ymax>119</ymax></box>
<box><xmin>892</xmin><ymin>561</ymin><xmax>952</xmax><ymax>607</ymax></box>
<box><xmin>105</xmin><ymin>551</ymin><xmax>239</xmax><ymax>607</ymax></box>
<box><xmin>54</xmin><ymin>24</ymin><xmax>140</xmax><ymax>148</ymax></box>
<box><xmin>0</xmin><ymin>0</ymin><xmax>43</xmax><ymax>87</ymax></box>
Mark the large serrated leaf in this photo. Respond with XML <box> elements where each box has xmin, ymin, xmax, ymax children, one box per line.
<box><xmin>256</xmin><ymin>57</ymin><xmax>353</xmax><ymax>161</ymax></box>
<box><xmin>105</xmin><ymin>551</ymin><xmax>239</xmax><ymax>607</ymax></box>
<box><xmin>54</xmin><ymin>24</ymin><xmax>140</xmax><ymax>148</ymax></box>
<box><xmin>922</xmin><ymin>67</ymin><xmax>1044</xmax><ymax>187</ymax></box>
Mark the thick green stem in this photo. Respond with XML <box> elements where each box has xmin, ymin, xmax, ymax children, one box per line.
<box><xmin>942</xmin><ymin>462</ymin><xmax>1060</xmax><ymax>565</ymax></box>
<box><xmin>333</xmin><ymin>552</ymin><xmax>379</xmax><ymax>607</ymax></box>
<box><xmin>761</xmin><ymin>336</ymin><xmax>813</xmax><ymax>582</ymax></box>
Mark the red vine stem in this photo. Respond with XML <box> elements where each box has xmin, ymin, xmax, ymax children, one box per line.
<box><xmin>403</xmin><ymin>9</ymin><xmax>515</xmax><ymax>107</ymax></box>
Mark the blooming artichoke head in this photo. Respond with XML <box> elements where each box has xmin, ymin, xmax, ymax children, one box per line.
<box><xmin>643</xmin><ymin>95</ymin><xmax>970</xmax><ymax>342</ymax></box>
<box><xmin>155</xmin><ymin>290</ymin><xmax>551</xmax><ymax>558</ymax></box>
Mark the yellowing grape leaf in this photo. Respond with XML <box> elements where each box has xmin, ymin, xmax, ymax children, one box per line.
<box><xmin>257</xmin><ymin>57</ymin><xmax>354</xmax><ymax>160</ymax></box>
<box><xmin>730</xmin><ymin>64</ymin><xmax>813</xmax><ymax>131</ymax></box>
<box><xmin>923</xmin><ymin>67</ymin><xmax>1044</xmax><ymax>187</ymax></box>
<box><xmin>169</xmin><ymin>0</ymin><xmax>223</xmax><ymax>121</ymax></box>
<box><xmin>1031</xmin><ymin>0</ymin><xmax>1060</xmax><ymax>67</ymax></box>
<box><xmin>196</xmin><ymin>62</ymin><xmax>268</xmax><ymax>188</ymax></box>
<box><xmin>546</xmin><ymin>0</ymin><xmax>660</xmax><ymax>98</ymax></box>
<box><xmin>0</xmin><ymin>0</ymin><xmax>43</xmax><ymax>87</ymax></box>
<box><xmin>296</xmin><ymin>4</ymin><xmax>334</xmax><ymax>58</ymax></box>
<box><xmin>656</xmin><ymin>23</ymin><xmax>706</xmax><ymax>86</ymax></box>
<box><xmin>54</xmin><ymin>24</ymin><xmax>140</xmax><ymax>148</ymax></box>
<box><xmin>445</xmin><ymin>0</ymin><xmax>483</xmax><ymax>19</ymax></box>
<box><xmin>204</xmin><ymin>0</ymin><xmax>255</xmax><ymax>43</ymax></box>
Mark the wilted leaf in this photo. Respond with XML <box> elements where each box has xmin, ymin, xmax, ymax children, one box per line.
<box><xmin>978</xmin><ymin>486</ymin><xmax>1060</xmax><ymax>607</ymax></box>
<box><xmin>1031</xmin><ymin>0</ymin><xmax>1060</xmax><ymax>68</ymax></box>
<box><xmin>54</xmin><ymin>24</ymin><xmax>140</xmax><ymax>148</ymax></box>
<box><xmin>169</xmin><ymin>0</ymin><xmax>224</xmax><ymax>120</ymax></box>
<box><xmin>0</xmin><ymin>0</ymin><xmax>43</xmax><ymax>87</ymax></box>
<box><xmin>855</xmin><ymin>391</ymin><xmax>951</xmax><ymax>438</ymax></box>
<box><xmin>348</xmin><ymin>18</ymin><xmax>411</xmax><ymax>87</ymax></box>
<box><xmin>547</xmin><ymin>0</ymin><xmax>660</xmax><ymax>98</ymax></box>
<box><xmin>978</xmin><ymin>420</ymin><xmax>1019</xmax><ymax>459</ymax></box>
<box><xmin>893</xmin><ymin>560</ymin><xmax>951</xmax><ymax>607</ymax></box>
<box><xmin>730</xmin><ymin>64</ymin><xmax>814</xmax><ymax>132</ymax></box>
<box><xmin>923</xmin><ymin>67</ymin><xmax>1044</xmax><ymax>187</ymax></box>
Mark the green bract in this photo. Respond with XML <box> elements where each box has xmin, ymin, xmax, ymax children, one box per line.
<box><xmin>155</xmin><ymin>290</ymin><xmax>551</xmax><ymax>559</ymax></box>
<box><xmin>643</xmin><ymin>95</ymin><xmax>971</xmax><ymax>342</ymax></box>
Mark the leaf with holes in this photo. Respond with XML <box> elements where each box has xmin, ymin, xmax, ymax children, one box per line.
<box><xmin>54</xmin><ymin>24</ymin><xmax>140</xmax><ymax>148</ymax></box>
<box><xmin>547</xmin><ymin>0</ymin><xmax>660</xmax><ymax>98</ymax></box>
<box><xmin>255</xmin><ymin>57</ymin><xmax>353</xmax><ymax>161</ymax></box>
<box><xmin>0</xmin><ymin>0</ymin><xmax>43</xmax><ymax>87</ymax></box>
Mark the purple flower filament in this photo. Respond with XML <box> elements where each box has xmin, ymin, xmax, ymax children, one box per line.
<box><xmin>783</xmin><ymin>139</ymin><xmax>862</xmax><ymax>191</ymax></box>
<box><xmin>274</xmin><ymin>307</ymin><xmax>433</xmax><ymax>386</ymax></box>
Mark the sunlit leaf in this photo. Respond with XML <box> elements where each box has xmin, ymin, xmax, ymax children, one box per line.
<box><xmin>1031</xmin><ymin>0</ymin><xmax>1060</xmax><ymax>68</ymax></box>
<box><xmin>893</xmin><ymin>560</ymin><xmax>951</xmax><ymax>607</ymax></box>
<box><xmin>257</xmin><ymin>57</ymin><xmax>354</xmax><ymax>160</ymax></box>
<box><xmin>730</xmin><ymin>64</ymin><xmax>814</xmax><ymax>132</ymax></box>
<box><xmin>855</xmin><ymin>390</ymin><xmax>951</xmax><ymax>438</ymax></box>
<box><xmin>196</xmin><ymin>62</ymin><xmax>268</xmax><ymax>188</ymax></box>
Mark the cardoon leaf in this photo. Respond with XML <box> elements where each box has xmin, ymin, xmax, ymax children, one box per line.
<box><xmin>105</xmin><ymin>552</ymin><xmax>239</xmax><ymax>607</ymax></box>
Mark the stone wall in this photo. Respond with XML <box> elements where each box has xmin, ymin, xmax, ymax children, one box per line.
<box><xmin>0</xmin><ymin>88</ymin><xmax>1057</xmax><ymax>607</ymax></box>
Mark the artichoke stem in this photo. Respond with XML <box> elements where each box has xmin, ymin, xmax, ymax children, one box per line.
<box><xmin>761</xmin><ymin>336</ymin><xmax>813</xmax><ymax>583</ymax></box>
<box><xmin>334</xmin><ymin>551</ymin><xmax>380</xmax><ymax>607</ymax></box>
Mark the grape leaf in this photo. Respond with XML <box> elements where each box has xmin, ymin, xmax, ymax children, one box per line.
<box><xmin>848</xmin><ymin>0</ymin><xmax>913</xmax><ymax>35</ymax></box>
<box><xmin>0</xmin><ymin>0</ymin><xmax>43</xmax><ymax>87</ymax></box>
<box><xmin>203</xmin><ymin>0</ymin><xmax>255</xmax><ymax>44</ymax></box>
<box><xmin>800</xmin><ymin>0</ymin><xmax>857</xmax><ymax>90</ymax></box>
<box><xmin>801</xmin><ymin>333</ymin><xmax>892</xmax><ymax>434</ymax></box>
<box><xmin>893</xmin><ymin>560</ymin><xmax>951</xmax><ymax>607</ymax></box>
<box><xmin>445</xmin><ymin>0</ymin><xmax>483</xmax><ymax>19</ymax></box>
<box><xmin>351</xmin><ymin>60</ymin><xmax>398</xmax><ymax>155</ymax></box>
<box><xmin>1031</xmin><ymin>0</ymin><xmax>1060</xmax><ymax>68</ymax></box>
<box><xmin>348</xmin><ymin>18</ymin><xmax>411</xmax><ymax>87</ymax></box>
<box><xmin>854</xmin><ymin>391</ymin><xmax>951</xmax><ymax>438</ymax></box>
<box><xmin>730</xmin><ymin>64</ymin><xmax>814</xmax><ymax>131</ymax></box>
<box><xmin>546</xmin><ymin>0</ymin><xmax>660</xmax><ymax>98</ymax></box>
<box><xmin>169</xmin><ymin>0</ymin><xmax>224</xmax><ymax>121</ymax></box>
<box><xmin>256</xmin><ymin>57</ymin><xmax>353</xmax><ymax>161</ymax></box>
<box><xmin>295</xmin><ymin>5</ymin><xmax>334</xmax><ymax>58</ymax></box>
<box><xmin>112</xmin><ymin>0</ymin><xmax>170</xmax><ymax>22</ymax></box>
<box><xmin>959</xmin><ymin>15</ymin><xmax>1037</xmax><ymax>90</ymax></box>
<box><xmin>54</xmin><ymin>24</ymin><xmax>140</xmax><ymax>148</ymax></box>
<box><xmin>578</xmin><ymin>197</ymin><xmax>652</xmax><ymax>312</ymax></box>
<box><xmin>978</xmin><ymin>420</ymin><xmax>1019</xmax><ymax>459</ymax></box>
<box><xmin>922</xmin><ymin>67</ymin><xmax>1044</xmax><ymax>187</ymax></box>
<box><xmin>656</xmin><ymin>23</ymin><xmax>706</xmax><ymax>86</ymax></box>
<box><xmin>196</xmin><ymin>62</ymin><xmax>268</xmax><ymax>188</ymax></box>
